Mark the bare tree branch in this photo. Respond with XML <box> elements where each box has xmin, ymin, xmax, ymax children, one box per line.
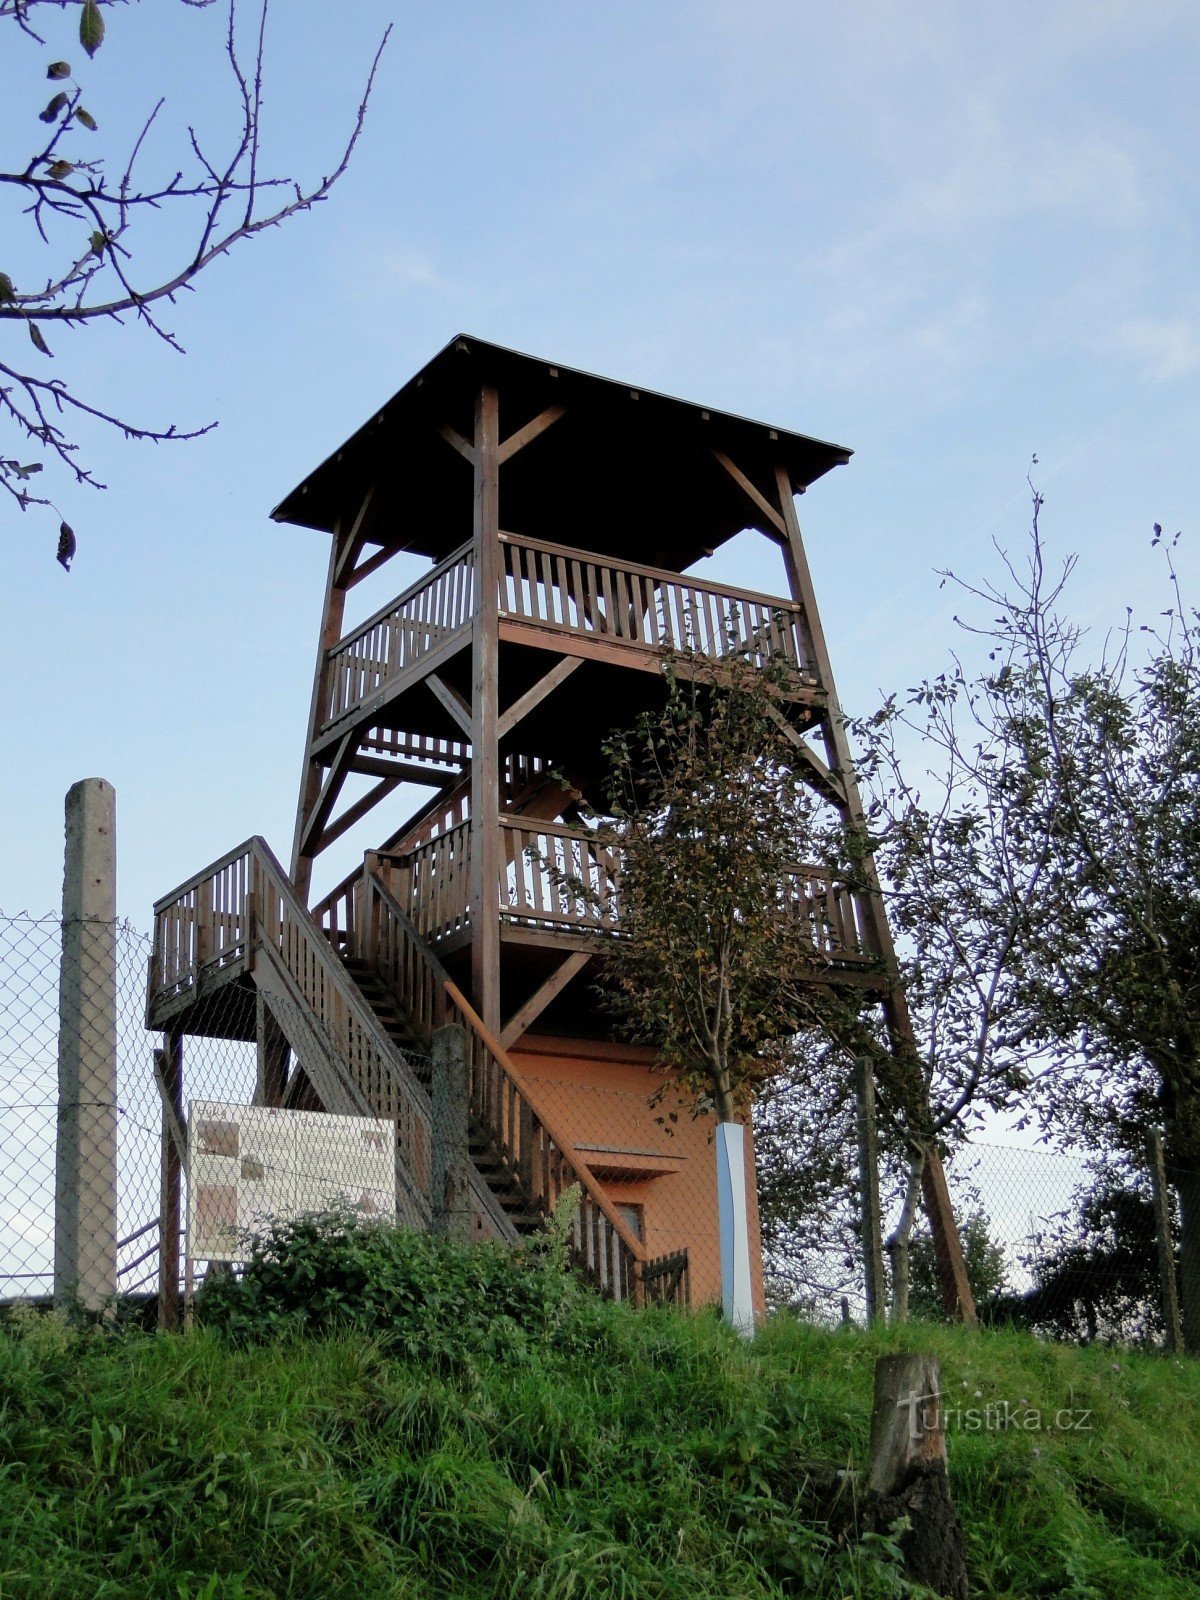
<box><xmin>2</xmin><ymin>0</ymin><xmax>390</xmax><ymax>559</ymax></box>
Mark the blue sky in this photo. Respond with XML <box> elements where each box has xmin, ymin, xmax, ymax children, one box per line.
<box><xmin>3</xmin><ymin>0</ymin><xmax>1199</xmax><ymax>925</ymax></box>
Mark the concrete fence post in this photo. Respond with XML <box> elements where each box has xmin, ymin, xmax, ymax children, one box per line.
<box><xmin>54</xmin><ymin>778</ymin><xmax>119</xmax><ymax>1310</ymax></box>
<box><xmin>431</xmin><ymin>1023</ymin><xmax>472</xmax><ymax>1243</ymax></box>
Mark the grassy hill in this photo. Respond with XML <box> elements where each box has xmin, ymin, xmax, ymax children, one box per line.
<box><xmin>2</xmin><ymin>1216</ymin><xmax>1199</xmax><ymax>1599</ymax></box>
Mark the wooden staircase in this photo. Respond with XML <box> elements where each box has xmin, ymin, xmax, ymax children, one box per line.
<box><xmin>148</xmin><ymin>837</ymin><xmax>687</xmax><ymax>1305</ymax></box>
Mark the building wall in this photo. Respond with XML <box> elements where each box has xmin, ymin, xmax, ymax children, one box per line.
<box><xmin>509</xmin><ymin>1034</ymin><xmax>765</xmax><ymax>1313</ymax></box>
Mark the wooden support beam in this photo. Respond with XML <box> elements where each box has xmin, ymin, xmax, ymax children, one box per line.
<box><xmin>500</xmin><ymin>952</ymin><xmax>591</xmax><ymax>1048</ymax></box>
<box><xmin>155</xmin><ymin>1033</ymin><xmax>184</xmax><ymax>1331</ymax></box>
<box><xmin>349</xmin><ymin>754</ymin><xmax>459</xmax><ymax>785</ymax></box>
<box><xmin>497</xmin><ymin>655</ymin><xmax>582</xmax><ymax>740</ymax></box>
<box><xmin>428</xmin><ymin>671</ymin><xmax>473</xmax><ymax>736</ymax></box>
<box><xmin>299</xmin><ymin>730</ymin><xmax>357</xmax><ymax>858</ymax></box>
<box><xmin>344</xmin><ymin>541</ymin><xmax>397</xmax><ymax>590</ymax></box>
<box><xmin>470</xmin><ymin>384</ymin><xmax>503</xmax><ymax>1032</ymax></box>
<box><xmin>315</xmin><ymin>773</ymin><xmax>404</xmax><ymax>853</ymax></box>
<box><xmin>763</xmin><ymin>703</ymin><xmax>848</xmax><ymax>807</ymax></box>
<box><xmin>291</xmin><ymin>517</ymin><xmax>353</xmax><ymax>901</ymax></box>
<box><xmin>438</xmin><ymin>423</ymin><xmax>477</xmax><ymax>465</ymax></box>
<box><xmin>498</xmin><ymin>403</ymin><xmax>566</xmax><ymax>465</ymax></box>
<box><xmin>713</xmin><ymin>449</ymin><xmax>788</xmax><ymax>541</ymax></box>
<box><xmin>772</xmin><ymin>460</ymin><xmax>977</xmax><ymax>1328</ymax></box>
<box><xmin>333</xmin><ymin>484</ymin><xmax>378</xmax><ymax>586</ymax></box>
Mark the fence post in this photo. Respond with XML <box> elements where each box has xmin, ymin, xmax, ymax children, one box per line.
<box><xmin>54</xmin><ymin>778</ymin><xmax>119</xmax><ymax>1311</ymax></box>
<box><xmin>855</xmin><ymin>1055</ymin><xmax>887</xmax><ymax>1325</ymax></box>
<box><xmin>431</xmin><ymin>1024</ymin><xmax>472</xmax><ymax>1242</ymax></box>
<box><xmin>1147</xmin><ymin>1128</ymin><xmax>1184</xmax><ymax>1354</ymax></box>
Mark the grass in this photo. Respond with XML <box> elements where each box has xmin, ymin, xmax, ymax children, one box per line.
<box><xmin>2</xmin><ymin>1219</ymin><xmax>1199</xmax><ymax>1599</ymax></box>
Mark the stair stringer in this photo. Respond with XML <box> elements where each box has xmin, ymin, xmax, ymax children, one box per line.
<box><xmin>250</xmin><ymin>925</ymin><xmax>518</xmax><ymax>1243</ymax></box>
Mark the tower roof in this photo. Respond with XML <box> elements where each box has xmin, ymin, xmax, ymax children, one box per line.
<box><xmin>271</xmin><ymin>334</ymin><xmax>851</xmax><ymax>571</ymax></box>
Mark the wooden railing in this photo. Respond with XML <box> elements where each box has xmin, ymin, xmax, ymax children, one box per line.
<box><xmin>320</xmin><ymin>859</ymin><xmax>676</xmax><ymax>1306</ymax></box>
<box><xmin>498</xmin><ymin>532</ymin><xmax>811</xmax><ymax>674</ymax></box>
<box><xmin>151</xmin><ymin>838</ymin><xmax>435</xmax><ymax>1227</ymax></box>
<box><xmin>643</xmin><ymin>1248</ymin><xmax>690</xmax><ymax>1308</ymax></box>
<box><xmin>150</xmin><ymin>841</ymin><xmax>256</xmax><ymax>998</ymax></box>
<box><xmin>499</xmin><ymin>816</ymin><xmax>620</xmax><ymax>935</ymax></box>
<box><xmin>360</xmin><ymin>866</ymin><xmax>452</xmax><ymax>1043</ymax></box>
<box><xmin>323</xmin><ymin>541</ymin><xmax>475</xmax><ymax>728</ymax></box>
<box><xmin>377</xmin><ymin>820</ymin><xmax>471</xmax><ymax>947</ymax></box>
<box><xmin>785</xmin><ymin>867</ymin><xmax>871</xmax><ymax>962</ymax></box>
<box><xmin>444</xmin><ymin>979</ymin><xmax>647</xmax><ymax>1304</ymax></box>
<box><xmin>362</xmin><ymin>814</ymin><xmax>868</xmax><ymax>961</ymax></box>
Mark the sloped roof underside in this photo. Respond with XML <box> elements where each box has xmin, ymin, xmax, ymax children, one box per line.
<box><xmin>272</xmin><ymin>335</ymin><xmax>851</xmax><ymax>572</ymax></box>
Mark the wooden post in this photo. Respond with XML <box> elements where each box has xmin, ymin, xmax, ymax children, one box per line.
<box><xmin>867</xmin><ymin>1353</ymin><xmax>969</xmax><ymax>1598</ymax></box>
<box><xmin>431</xmin><ymin>1024</ymin><xmax>472</xmax><ymax>1242</ymax></box>
<box><xmin>54</xmin><ymin>778</ymin><xmax>119</xmax><ymax>1311</ymax></box>
<box><xmin>772</xmin><ymin>466</ymin><xmax>976</xmax><ymax>1329</ymax></box>
<box><xmin>470</xmin><ymin>384</ymin><xmax>502</xmax><ymax>1032</ymax></box>
<box><xmin>855</xmin><ymin>1055</ymin><xmax>886</xmax><ymax>1325</ymax></box>
<box><xmin>1147</xmin><ymin>1128</ymin><xmax>1184</xmax><ymax>1355</ymax></box>
<box><xmin>255</xmin><ymin>993</ymin><xmax>289</xmax><ymax>1108</ymax></box>
<box><xmin>291</xmin><ymin>516</ymin><xmax>352</xmax><ymax>902</ymax></box>
<box><xmin>156</xmin><ymin>1032</ymin><xmax>184</xmax><ymax>1330</ymax></box>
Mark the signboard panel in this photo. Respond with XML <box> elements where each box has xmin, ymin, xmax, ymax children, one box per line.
<box><xmin>187</xmin><ymin>1100</ymin><xmax>396</xmax><ymax>1263</ymax></box>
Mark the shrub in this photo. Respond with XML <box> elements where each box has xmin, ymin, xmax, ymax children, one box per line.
<box><xmin>196</xmin><ymin>1207</ymin><xmax>614</xmax><ymax>1368</ymax></box>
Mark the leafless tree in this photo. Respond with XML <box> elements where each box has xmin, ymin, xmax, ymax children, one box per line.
<box><xmin>1</xmin><ymin>0</ymin><xmax>389</xmax><ymax>563</ymax></box>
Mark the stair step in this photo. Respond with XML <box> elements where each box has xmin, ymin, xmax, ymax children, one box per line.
<box><xmin>333</xmin><ymin>943</ymin><xmax>542</xmax><ymax>1242</ymax></box>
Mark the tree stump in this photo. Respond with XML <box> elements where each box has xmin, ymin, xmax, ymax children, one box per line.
<box><xmin>865</xmin><ymin>1353</ymin><xmax>969</xmax><ymax>1599</ymax></box>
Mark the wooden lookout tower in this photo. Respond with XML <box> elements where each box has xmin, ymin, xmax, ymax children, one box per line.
<box><xmin>147</xmin><ymin>335</ymin><xmax>971</xmax><ymax>1322</ymax></box>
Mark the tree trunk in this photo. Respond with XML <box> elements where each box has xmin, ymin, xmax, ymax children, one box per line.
<box><xmin>865</xmin><ymin>1353</ymin><xmax>970</xmax><ymax>1598</ymax></box>
<box><xmin>887</xmin><ymin>1148</ymin><xmax>924</xmax><ymax>1323</ymax></box>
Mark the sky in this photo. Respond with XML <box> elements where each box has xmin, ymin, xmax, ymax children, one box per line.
<box><xmin>3</xmin><ymin>0</ymin><xmax>1200</xmax><ymax>929</ymax></box>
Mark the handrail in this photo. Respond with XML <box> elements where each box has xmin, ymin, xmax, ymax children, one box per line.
<box><xmin>152</xmin><ymin>837</ymin><xmax>257</xmax><ymax>917</ymax></box>
<box><xmin>323</xmin><ymin>543</ymin><xmax>475</xmax><ymax>727</ymax></box>
<box><xmin>443</xmin><ymin>978</ymin><xmax>648</xmax><ymax>1303</ymax></box>
<box><xmin>331</xmin><ymin>538</ymin><xmax>474</xmax><ymax>653</ymax></box>
<box><xmin>499</xmin><ymin>531</ymin><xmax>802</xmax><ymax>615</ymax></box>
<box><xmin>345</xmin><ymin>861</ymin><xmax>659</xmax><ymax>1304</ymax></box>
<box><xmin>150</xmin><ymin>837</ymin><xmax>437</xmax><ymax>1229</ymax></box>
<box><xmin>497</xmin><ymin>530</ymin><xmax>809</xmax><ymax>674</ymax></box>
<box><xmin>152</xmin><ymin>839</ymin><xmax>690</xmax><ymax>1308</ymax></box>
<box><xmin>360</xmin><ymin>864</ymin><xmax>452</xmax><ymax>1040</ymax></box>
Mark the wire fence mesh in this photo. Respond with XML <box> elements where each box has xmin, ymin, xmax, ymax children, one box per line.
<box><xmin>0</xmin><ymin>913</ymin><xmax>162</xmax><ymax>1300</ymax></box>
<box><xmin>1</xmin><ymin>907</ymin><xmax>1193</xmax><ymax>1349</ymax></box>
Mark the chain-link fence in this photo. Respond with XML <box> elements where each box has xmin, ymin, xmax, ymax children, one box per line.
<box><xmin>0</xmin><ymin>912</ymin><xmax>160</xmax><ymax>1301</ymax></box>
<box><xmin>3</xmin><ymin>905</ymin><xmax>1195</xmax><ymax>1347</ymax></box>
<box><xmin>761</xmin><ymin>1124</ymin><xmax>1193</xmax><ymax>1349</ymax></box>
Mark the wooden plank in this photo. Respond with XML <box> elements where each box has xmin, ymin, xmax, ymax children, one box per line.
<box><xmin>427</xmin><ymin>671</ymin><xmax>473</xmax><ymax>736</ymax></box>
<box><xmin>712</xmin><ymin>448</ymin><xmax>789</xmax><ymax>541</ymax></box>
<box><xmin>497</xmin><ymin>655</ymin><xmax>583</xmax><ymax>739</ymax></box>
<box><xmin>500</xmin><ymin>952</ymin><xmax>591</xmax><ymax>1048</ymax></box>
<box><xmin>291</xmin><ymin>517</ymin><xmax>352</xmax><ymax>900</ymax></box>
<box><xmin>437</xmin><ymin>422</ymin><xmax>477</xmax><ymax>465</ymax></box>
<box><xmin>298</xmin><ymin>730</ymin><xmax>357</xmax><ymax>858</ymax></box>
<box><xmin>497</xmin><ymin>403</ymin><xmax>566</xmax><ymax>465</ymax></box>
<box><xmin>497</xmin><ymin>617</ymin><xmax>675</xmax><ymax>675</ymax></box>
<box><xmin>333</xmin><ymin>484</ymin><xmax>378</xmax><ymax>586</ymax></box>
<box><xmin>470</xmin><ymin>385</ymin><xmax>503</xmax><ymax>1033</ymax></box>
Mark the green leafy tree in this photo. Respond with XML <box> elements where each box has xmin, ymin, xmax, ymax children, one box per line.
<box><xmin>587</xmin><ymin>650</ymin><xmax>872</xmax><ymax>1127</ymax></box>
<box><xmin>908</xmin><ymin>1210</ymin><xmax>1008</xmax><ymax>1322</ymax></box>
<box><xmin>858</xmin><ymin>489</ymin><xmax>1200</xmax><ymax>1348</ymax></box>
<box><xmin>1</xmin><ymin>0</ymin><xmax>388</xmax><ymax>562</ymax></box>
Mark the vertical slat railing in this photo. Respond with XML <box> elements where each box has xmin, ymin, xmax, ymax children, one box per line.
<box><xmin>322</xmin><ymin>542</ymin><xmax>475</xmax><ymax>728</ymax></box>
<box><xmin>498</xmin><ymin>532</ymin><xmax>809</xmax><ymax>674</ymax></box>
<box><xmin>442</xmin><ymin>977</ymin><xmax>646</xmax><ymax>1305</ymax></box>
